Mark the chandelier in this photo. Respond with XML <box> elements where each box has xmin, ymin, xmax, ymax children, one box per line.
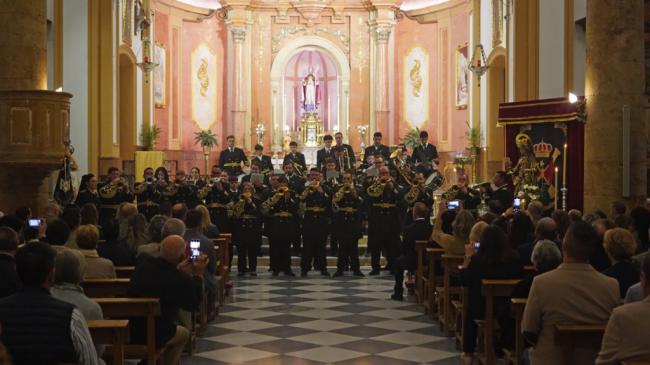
<box><xmin>468</xmin><ymin>44</ymin><xmax>489</xmax><ymax>87</ymax></box>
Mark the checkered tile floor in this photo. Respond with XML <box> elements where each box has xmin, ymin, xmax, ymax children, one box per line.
<box><xmin>182</xmin><ymin>269</ymin><xmax>461</xmax><ymax>365</ymax></box>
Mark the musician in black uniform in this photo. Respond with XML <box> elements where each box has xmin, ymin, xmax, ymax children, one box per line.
<box><xmin>98</xmin><ymin>167</ymin><xmax>134</xmax><ymax>225</ymax></box>
<box><xmin>364</xmin><ymin>132</ymin><xmax>391</xmax><ymax>161</ymax></box>
<box><xmin>241</xmin><ymin>163</ymin><xmax>268</xmax><ymax>190</ymax></box>
<box><xmin>262</xmin><ymin>177</ymin><xmax>298</xmax><ymax>276</ymax></box>
<box><xmin>332</xmin><ymin>172</ymin><xmax>364</xmax><ymax>277</ymax></box>
<box><xmin>411</xmin><ymin>130</ymin><xmax>439</xmax><ymax>170</ymax></box>
<box><xmin>334</xmin><ymin>132</ymin><xmax>356</xmax><ymax>171</ymax></box>
<box><xmin>283</xmin><ymin>162</ymin><xmax>306</xmax><ymax>194</ymax></box>
<box><xmin>134</xmin><ymin>167</ymin><xmax>163</xmax><ymax>221</ymax></box>
<box><xmin>300</xmin><ymin>169</ymin><xmax>331</xmax><ymax>277</ymax></box>
<box><xmin>75</xmin><ymin>173</ymin><xmax>101</xmax><ymax>210</ymax></box>
<box><xmin>188</xmin><ymin>167</ymin><xmax>206</xmax><ymax>189</ymax></box>
<box><xmin>203</xmin><ymin>171</ymin><xmax>232</xmax><ymax>234</ymax></box>
<box><xmin>454</xmin><ymin>174</ymin><xmax>482</xmax><ymax>211</ymax></box>
<box><xmin>232</xmin><ymin>182</ymin><xmax>262</xmax><ymax>276</ymax></box>
<box><xmin>403</xmin><ymin>172</ymin><xmax>434</xmax><ymax>225</ymax></box>
<box><xmin>219</xmin><ymin>135</ymin><xmax>247</xmax><ymax>176</ymax></box>
<box><xmin>481</xmin><ymin>171</ymin><xmax>513</xmax><ymax>213</ymax></box>
<box><xmin>250</xmin><ymin>144</ymin><xmax>273</xmax><ymax>175</ymax></box>
<box><xmin>316</xmin><ymin>135</ymin><xmax>336</xmax><ymax>173</ymax></box>
<box><xmin>283</xmin><ymin>141</ymin><xmax>307</xmax><ymax>176</ymax></box>
<box><xmin>163</xmin><ymin>170</ymin><xmax>199</xmax><ymax>208</ymax></box>
<box><xmin>366</xmin><ymin>166</ymin><xmax>402</xmax><ymax>275</ymax></box>
<box><xmin>323</xmin><ymin>158</ymin><xmax>341</xmax><ymax>186</ymax></box>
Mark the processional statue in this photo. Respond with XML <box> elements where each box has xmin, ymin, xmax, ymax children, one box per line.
<box><xmin>300</xmin><ymin>70</ymin><xmax>323</xmax><ymax>147</ymax></box>
<box><xmin>301</xmin><ymin>72</ymin><xmax>321</xmax><ymax>113</ymax></box>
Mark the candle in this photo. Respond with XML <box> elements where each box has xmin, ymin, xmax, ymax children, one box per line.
<box><xmin>554</xmin><ymin>167</ymin><xmax>559</xmax><ymax>208</ymax></box>
<box><xmin>562</xmin><ymin>143</ymin><xmax>568</xmax><ymax>187</ymax></box>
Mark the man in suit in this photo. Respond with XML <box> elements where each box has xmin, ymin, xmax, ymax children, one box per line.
<box><xmin>391</xmin><ymin>202</ymin><xmax>433</xmax><ymax>301</ymax></box>
<box><xmin>250</xmin><ymin>144</ymin><xmax>273</xmax><ymax>175</ymax></box>
<box><xmin>316</xmin><ymin>135</ymin><xmax>336</xmax><ymax>172</ymax></box>
<box><xmin>411</xmin><ymin>130</ymin><xmax>439</xmax><ymax>170</ymax></box>
<box><xmin>522</xmin><ymin>221</ymin><xmax>619</xmax><ymax>365</ymax></box>
<box><xmin>334</xmin><ymin>132</ymin><xmax>356</xmax><ymax>172</ymax></box>
<box><xmin>283</xmin><ymin>141</ymin><xmax>307</xmax><ymax>177</ymax></box>
<box><xmin>597</xmin><ymin>254</ymin><xmax>650</xmax><ymax>364</ymax></box>
<box><xmin>219</xmin><ymin>135</ymin><xmax>247</xmax><ymax>176</ymax></box>
<box><xmin>364</xmin><ymin>132</ymin><xmax>390</xmax><ymax>161</ymax></box>
<box><xmin>482</xmin><ymin>171</ymin><xmax>513</xmax><ymax>212</ymax></box>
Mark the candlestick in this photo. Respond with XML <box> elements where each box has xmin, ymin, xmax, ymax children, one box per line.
<box><xmin>554</xmin><ymin>167</ymin><xmax>559</xmax><ymax>208</ymax></box>
<box><xmin>562</xmin><ymin>143</ymin><xmax>568</xmax><ymax>187</ymax></box>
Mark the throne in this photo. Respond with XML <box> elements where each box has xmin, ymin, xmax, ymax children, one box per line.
<box><xmin>301</xmin><ymin>113</ymin><xmax>323</xmax><ymax>147</ymax></box>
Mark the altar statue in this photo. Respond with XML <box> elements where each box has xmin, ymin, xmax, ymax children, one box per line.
<box><xmin>511</xmin><ymin>133</ymin><xmax>539</xmax><ymax>194</ymax></box>
<box><xmin>301</xmin><ymin>73</ymin><xmax>321</xmax><ymax>113</ymax></box>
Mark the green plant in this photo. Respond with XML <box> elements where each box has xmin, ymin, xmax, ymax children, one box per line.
<box><xmin>464</xmin><ymin>120</ymin><xmax>482</xmax><ymax>149</ymax></box>
<box><xmin>140</xmin><ymin>123</ymin><xmax>161</xmax><ymax>151</ymax></box>
<box><xmin>193</xmin><ymin>129</ymin><xmax>219</xmax><ymax>151</ymax></box>
<box><xmin>401</xmin><ymin>127</ymin><xmax>423</xmax><ymax>149</ymax></box>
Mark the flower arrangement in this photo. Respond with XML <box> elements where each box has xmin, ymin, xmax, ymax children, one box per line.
<box><xmin>519</xmin><ymin>184</ymin><xmax>540</xmax><ymax>201</ymax></box>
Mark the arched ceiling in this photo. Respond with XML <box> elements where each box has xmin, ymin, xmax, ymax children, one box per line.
<box><xmin>176</xmin><ymin>0</ymin><xmax>221</xmax><ymax>9</ymax></box>
<box><xmin>173</xmin><ymin>0</ymin><xmax>452</xmax><ymax>12</ymax></box>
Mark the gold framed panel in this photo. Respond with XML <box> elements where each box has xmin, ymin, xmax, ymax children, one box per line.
<box><xmin>402</xmin><ymin>46</ymin><xmax>430</xmax><ymax>129</ymax></box>
<box><xmin>455</xmin><ymin>43</ymin><xmax>469</xmax><ymax>109</ymax></box>
<box><xmin>153</xmin><ymin>43</ymin><xmax>166</xmax><ymax>108</ymax></box>
<box><xmin>190</xmin><ymin>43</ymin><xmax>218</xmax><ymax>131</ymax></box>
<box><xmin>121</xmin><ymin>0</ymin><xmax>132</xmax><ymax>46</ymax></box>
<box><xmin>492</xmin><ymin>0</ymin><xmax>503</xmax><ymax>47</ymax></box>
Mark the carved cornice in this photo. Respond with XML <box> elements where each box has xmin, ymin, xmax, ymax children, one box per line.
<box><xmin>373</xmin><ymin>25</ymin><xmax>392</xmax><ymax>43</ymax></box>
<box><xmin>272</xmin><ymin>26</ymin><xmax>350</xmax><ymax>54</ymax></box>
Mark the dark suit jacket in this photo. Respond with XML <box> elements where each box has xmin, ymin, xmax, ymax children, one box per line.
<box><xmin>491</xmin><ymin>185</ymin><xmax>514</xmax><ymax>211</ymax></box>
<box><xmin>283</xmin><ymin>152</ymin><xmax>306</xmax><ymax>173</ymax></box>
<box><xmin>251</xmin><ymin>155</ymin><xmax>273</xmax><ymax>173</ymax></box>
<box><xmin>335</xmin><ymin>143</ymin><xmax>356</xmax><ymax>165</ymax></box>
<box><xmin>364</xmin><ymin>144</ymin><xmax>390</xmax><ymax>161</ymax></box>
<box><xmin>219</xmin><ymin>147</ymin><xmax>246</xmax><ymax>175</ymax></box>
<box><xmin>316</xmin><ymin>147</ymin><xmax>336</xmax><ymax>172</ymax></box>
<box><xmin>401</xmin><ymin>219</ymin><xmax>434</xmax><ymax>269</ymax></box>
<box><xmin>0</xmin><ymin>254</ymin><xmax>19</xmax><ymax>299</ymax></box>
<box><xmin>411</xmin><ymin>143</ymin><xmax>439</xmax><ymax>164</ymax></box>
<box><xmin>603</xmin><ymin>261</ymin><xmax>640</xmax><ymax>298</ymax></box>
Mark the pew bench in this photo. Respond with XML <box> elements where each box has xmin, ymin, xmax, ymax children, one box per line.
<box><xmin>82</xmin><ymin>278</ymin><xmax>130</xmax><ymax>297</ymax></box>
<box><xmin>424</xmin><ymin>248</ymin><xmax>445</xmax><ymax>317</ymax></box>
<box><xmin>115</xmin><ymin>266</ymin><xmax>135</xmax><ymax>278</ymax></box>
<box><xmin>504</xmin><ymin>298</ymin><xmax>527</xmax><ymax>365</ymax></box>
<box><xmin>554</xmin><ymin>323</ymin><xmax>607</xmax><ymax>365</ymax></box>
<box><xmin>436</xmin><ymin>254</ymin><xmax>464</xmax><ymax>336</ymax></box>
<box><xmin>476</xmin><ymin>279</ymin><xmax>521</xmax><ymax>365</ymax></box>
<box><xmin>87</xmin><ymin>319</ymin><xmax>129</xmax><ymax>365</ymax></box>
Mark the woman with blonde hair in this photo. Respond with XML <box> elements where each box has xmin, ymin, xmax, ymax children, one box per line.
<box><xmin>194</xmin><ymin>205</ymin><xmax>220</xmax><ymax>239</ymax></box>
<box><xmin>603</xmin><ymin>228</ymin><xmax>639</xmax><ymax>298</ymax></box>
<box><xmin>431</xmin><ymin>200</ymin><xmax>476</xmax><ymax>255</ymax></box>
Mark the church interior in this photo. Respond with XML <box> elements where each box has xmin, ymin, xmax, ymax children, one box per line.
<box><xmin>0</xmin><ymin>0</ymin><xmax>650</xmax><ymax>364</ymax></box>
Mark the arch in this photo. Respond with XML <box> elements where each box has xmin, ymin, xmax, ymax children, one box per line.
<box><xmin>486</xmin><ymin>46</ymin><xmax>507</xmax><ymax>177</ymax></box>
<box><xmin>270</xmin><ymin>36</ymin><xmax>350</xmax><ymax>150</ymax></box>
<box><xmin>118</xmin><ymin>46</ymin><xmax>137</xmax><ymax>162</ymax></box>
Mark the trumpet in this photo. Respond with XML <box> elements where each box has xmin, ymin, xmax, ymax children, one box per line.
<box><xmin>240</xmin><ymin>192</ymin><xmax>252</xmax><ymax>201</ymax></box>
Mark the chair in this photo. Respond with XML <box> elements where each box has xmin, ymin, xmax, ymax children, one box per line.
<box><xmin>423</xmin><ymin>248</ymin><xmax>445</xmax><ymax>317</ymax></box>
<box><xmin>81</xmin><ymin>278</ymin><xmax>131</xmax><ymax>297</ymax></box>
<box><xmin>436</xmin><ymin>254</ymin><xmax>464</xmax><ymax>335</ymax></box>
<box><xmin>94</xmin><ymin>298</ymin><xmax>162</xmax><ymax>365</ymax></box>
<box><xmin>554</xmin><ymin>323</ymin><xmax>607</xmax><ymax>365</ymax></box>
<box><xmin>504</xmin><ymin>298</ymin><xmax>527</xmax><ymax>365</ymax></box>
<box><xmin>414</xmin><ymin>240</ymin><xmax>428</xmax><ymax>304</ymax></box>
<box><xmin>87</xmin><ymin>319</ymin><xmax>129</xmax><ymax>365</ymax></box>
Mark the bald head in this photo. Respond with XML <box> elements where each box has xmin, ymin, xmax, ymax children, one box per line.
<box><xmin>535</xmin><ymin>217</ymin><xmax>558</xmax><ymax>241</ymax></box>
<box><xmin>159</xmin><ymin>235</ymin><xmax>186</xmax><ymax>264</ymax></box>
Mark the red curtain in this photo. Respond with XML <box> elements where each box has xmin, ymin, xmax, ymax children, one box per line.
<box><xmin>566</xmin><ymin>123</ymin><xmax>584</xmax><ymax>211</ymax></box>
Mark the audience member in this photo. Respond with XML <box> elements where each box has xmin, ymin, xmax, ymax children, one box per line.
<box><xmin>512</xmin><ymin>239</ymin><xmax>562</xmax><ymax>298</ymax></box>
<box><xmin>127</xmin><ymin>235</ymin><xmax>206</xmax><ymax>365</ymax></box>
<box><xmin>614</xmin><ymin>214</ymin><xmax>633</xmax><ymax>230</ymax></box>
<box><xmin>195</xmin><ymin>205</ymin><xmax>220</xmax><ymax>239</ymax></box>
<box><xmin>469</xmin><ymin>221</ymin><xmax>488</xmax><ymax>244</ymax></box>
<box><xmin>125</xmin><ymin>213</ymin><xmax>150</xmax><ymax>250</ymax></box>
<box><xmin>431</xmin><ymin>201</ymin><xmax>475</xmax><ymax>255</ymax></box>
<box><xmin>158</xmin><ymin>201</ymin><xmax>172</xmax><ymax>218</ymax></box>
<box><xmin>76</xmin><ymin>224</ymin><xmax>115</xmax><ymax>279</ymax></box>
<box><xmin>44</xmin><ymin>202</ymin><xmax>63</xmax><ymax>223</ymax></box>
<box><xmin>602</xmin><ymin>228</ymin><xmax>639</xmax><ymax>298</ymax></box>
<box><xmin>391</xmin><ymin>203</ymin><xmax>433</xmax><ymax>301</ymax></box>
<box><xmin>596</xmin><ymin>254</ymin><xmax>650</xmax><ymax>364</ymax></box>
<box><xmin>0</xmin><ymin>228</ymin><xmax>19</xmax><ymax>299</ymax></box>
<box><xmin>478</xmin><ymin>212</ymin><xmax>498</xmax><ymax>225</ymax></box>
<box><xmin>44</xmin><ymin>219</ymin><xmax>71</xmax><ymax>251</ymax></box>
<box><xmin>568</xmin><ymin>209</ymin><xmax>583</xmax><ymax>222</ymax></box>
<box><xmin>137</xmin><ymin>215</ymin><xmax>169</xmax><ymax>258</ymax></box>
<box><xmin>184</xmin><ymin>210</ymin><xmax>217</xmax><ymax>306</ymax></box>
<box><xmin>0</xmin><ymin>242</ymin><xmax>99</xmax><ymax>365</ymax></box>
<box><xmin>171</xmin><ymin>203</ymin><xmax>188</xmax><ymax>221</ymax></box>
<box><xmin>97</xmin><ymin>219</ymin><xmax>135</xmax><ymax>266</ymax></box>
<box><xmin>14</xmin><ymin>207</ymin><xmax>31</xmax><ymax>222</ymax></box>
<box><xmin>522</xmin><ymin>221</ymin><xmax>619</xmax><ymax>365</ymax></box>
<box><xmin>517</xmin><ymin>217</ymin><xmax>557</xmax><ymax>265</ymax></box>
<box><xmin>61</xmin><ymin>205</ymin><xmax>81</xmax><ymax>248</ymax></box>
<box><xmin>592</xmin><ymin>218</ymin><xmax>617</xmax><ymax>272</ymax></box>
<box><xmin>551</xmin><ymin>209</ymin><xmax>571</xmax><ymax>241</ymax></box>
<box><xmin>526</xmin><ymin>201</ymin><xmax>544</xmax><ymax>225</ymax></box>
<box><xmin>459</xmin><ymin>225</ymin><xmax>523</xmax><ymax>361</ymax></box>
<box><xmin>629</xmin><ymin>206</ymin><xmax>650</xmax><ymax>252</ymax></box>
<box><xmin>116</xmin><ymin>203</ymin><xmax>138</xmax><ymax>242</ymax></box>
<box><xmin>51</xmin><ymin>250</ymin><xmax>103</xmax><ymax>321</ymax></box>
<box><xmin>0</xmin><ymin>216</ymin><xmax>23</xmax><ymax>238</ymax></box>
<box><xmin>610</xmin><ymin>201</ymin><xmax>627</xmax><ymax>221</ymax></box>
<box><xmin>79</xmin><ymin>203</ymin><xmax>99</xmax><ymax>227</ymax></box>
<box><xmin>507</xmin><ymin>212</ymin><xmax>534</xmax><ymax>252</ymax></box>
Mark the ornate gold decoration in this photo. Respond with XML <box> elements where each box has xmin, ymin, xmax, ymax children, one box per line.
<box><xmin>492</xmin><ymin>0</ymin><xmax>503</xmax><ymax>47</ymax></box>
<box><xmin>272</xmin><ymin>26</ymin><xmax>350</xmax><ymax>55</ymax></box>
<box><xmin>409</xmin><ymin>60</ymin><xmax>422</xmax><ymax>97</ymax></box>
<box><xmin>197</xmin><ymin>58</ymin><xmax>209</xmax><ymax>97</ymax></box>
<box><xmin>121</xmin><ymin>0</ymin><xmax>133</xmax><ymax>46</ymax></box>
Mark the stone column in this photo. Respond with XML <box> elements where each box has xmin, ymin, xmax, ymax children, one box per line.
<box><xmin>229</xmin><ymin>24</ymin><xmax>249</xmax><ymax>150</ymax></box>
<box><xmin>584</xmin><ymin>0</ymin><xmax>645</xmax><ymax>212</ymax></box>
<box><xmin>373</xmin><ymin>25</ymin><xmax>392</xmax><ymax>138</ymax></box>
<box><xmin>0</xmin><ymin>0</ymin><xmax>71</xmax><ymax>215</ymax></box>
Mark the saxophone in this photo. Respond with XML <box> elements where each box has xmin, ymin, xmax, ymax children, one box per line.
<box><xmin>405</xmin><ymin>182</ymin><xmax>424</xmax><ymax>205</ymax></box>
<box><xmin>333</xmin><ymin>183</ymin><xmax>355</xmax><ymax>211</ymax></box>
<box><xmin>366</xmin><ymin>176</ymin><xmax>389</xmax><ymax>198</ymax></box>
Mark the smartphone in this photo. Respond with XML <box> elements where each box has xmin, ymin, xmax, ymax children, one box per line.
<box><xmin>513</xmin><ymin>198</ymin><xmax>521</xmax><ymax>212</ymax></box>
<box><xmin>189</xmin><ymin>240</ymin><xmax>201</xmax><ymax>262</ymax></box>
<box><xmin>28</xmin><ymin>219</ymin><xmax>41</xmax><ymax>228</ymax></box>
<box><xmin>447</xmin><ymin>200</ymin><xmax>460</xmax><ymax>210</ymax></box>
<box><xmin>474</xmin><ymin>242</ymin><xmax>481</xmax><ymax>249</ymax></box>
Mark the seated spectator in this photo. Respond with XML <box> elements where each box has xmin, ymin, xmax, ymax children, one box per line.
<box><xmin>469</xmin><ymin>221</ymin><xmax>488</xmax><ymax>244</ymax></box>
<box><xmin>44</xmin><ymin>202</ymin><xmax>63</xmax><ymax>223</ymax></box>
<box><xmin>614</xmin><ymin>214</ymin><xmax>633</xmax><ymax>230</ymax></box>
<box><xmin>431</xmin><ymin>201</ymin><xmax>475</xmax><ymax>255</ymax></box>
<box><xmin>14</xmin><ymin>206</ymin><xmax>31</xmax><ymax>222</ymax></box>
<box><xmin>0</xmin><ymin>242</ymin><xmax>99</xmax><ymax>365</ymax></box>
<box><xmin>184</xmin><ymin>211</ymin><xmax>217</xmax><ymax>306</ymax></box>
<box><xmin>568</xmin><ymin>209</ymin><xmax>583</xmax><ymax>222</ymax></box>
<box><xmin>158</xmin><ymin>201</ymin><xmax>172</xmax><ymax>218</ymax></box>
<box><xmin>592</xmin><ymin>218</ymin><xmax>616</xmax><ymax>272</ymax></box>
<box><xmin>171</xmin><ymin>203</ymin><xmax>188</xmax><ymax>221</ymax></box>
<box><xmin>522</xmin><ymin>221</ymin><xmax>619</xmax><ymax>365</ymax></box>
<box><xmin>61</xmin><ymin>205</ymin><xmax>81</xmax><ymax>248</ymax></box>
<box><xmin>0</xmin><ymin>216</ymin><xmax>24</xmax><ymax>239</ymax></box>
<box><xmin>596</xmin><ymin>254</ymin><xmax>650</xmax><ymax>364</ymax></box>
<box><xmin>517</xmin><ymin>217</ymin><xmax>557</xmax><ymax>265</ymax></box>
<box><xmin>51</xmin><ymin>250</ymin><xmax>103</xmax><ymax>322</ymax></box>
<box><xmin>76</xmin><ymin>224</ymin><xmax>115</xmax><ymax>279</ymax></box>
<box><xmin>137</xmin><ymin>215</ymin><xmax>169</xmax><ymax>258</ymax></box>
<box><xmin>195</xmin><ymin>205</ymin><xmax>220</xmax><ymax>239</ymax></box>
<box><xmin>629</xmin><ymin>206</ymin><xmax>649</xmax><ymax>253</ymax></box>
<box><xmin>391</xmin><ymin>203</ymin><xmax>433</xmax><ymax>301</ymax></box>
<box><xmin>96</xmin><ymin>219</ymin><xmax>135</xmax><ymax>266</ymax></box>
<box><xmin>127</xmin><ymin>235</ymin><xmax>206</xmax><ymax>365</ymax></box>
<box><xmin>126</xmin><ymin>213</ymin><xmax>150</xmax><ymax>251</ymax></box>
<box><xmin>552</xmin><ymin>210</ymin><xmax>571</xmax><ymax>241</ymax></box>
<box><xmin>44</xmin><ymin>218</ymin><xmax>71</xmax><ymax>251</ymax></box>
<box><xmin>116</xmin><ymin>202</ymin><xmax>138</xmax><ymax>242</ymax></box>
<box><xmin>507</xmin><ymin>212</ymin><xmax>534</xmax><ymax>252</ymax></box>
<box><xmin>624</xmin><ymin>282</ymin><xmax>644</xmax><ymax>303</ymax></box>
<box><xmin>459</xmin><ymin>225</ymin><xmax>523</xmax><ymax>361</ymax></box>
<box><xmin>610</xmin><ymin>200</ymin><xmax>627</xmax><ymax>221</ymax></box>
<box><xmin>602</xmin><ymin>228</ymin><xmax>639</xmax><ymax>298</ymax></box>
<box><xmin>512</xmin><ymin>239</ymin><xmax>562</xmax><ymax>298</ymax></box>
<box><xmin>526</xmin><ymin>201</ymin><xmax>544</xmax><ymax>226</ymax></box>
<box><xmin>79</xmin><ymin>203</ymin><xmax>99</xmax><ymax>227</ymax></box>
<box><xmin>0</xmin><ymin>227</ymin><xmax>20</xmax><ymax>299</ymax></box>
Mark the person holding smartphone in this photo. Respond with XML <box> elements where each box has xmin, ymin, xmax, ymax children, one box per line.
<box><xmin>430</xmin><ymin>200</ymin><xmax>475</xmax><ymax>256</ymax></box>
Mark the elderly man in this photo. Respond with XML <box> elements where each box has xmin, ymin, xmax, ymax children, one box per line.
<box><xmin>128</xmin><ymin>235</ymin><xmax>207</xmax><ymax>365</ymax></box>
<box><xmin>517</xmin><ymin>217</ymin><xmax>558</xmax><ymax>265</ymax></box>
<box><xmin>522</xmin><ymin>221</ymin><xmax>619</xmax><ymax>365</ymax></box>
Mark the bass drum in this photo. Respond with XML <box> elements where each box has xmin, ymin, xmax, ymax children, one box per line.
<box><xmin>425</xmin><ymin>171</ymin><xmax>444</xmax><ymax>190</ymax></box>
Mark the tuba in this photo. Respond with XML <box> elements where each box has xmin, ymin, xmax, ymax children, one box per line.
<box><xmin>390</xmin><ymin>149</ymin><xmax>415</xmax><ymax>186</ymax></box>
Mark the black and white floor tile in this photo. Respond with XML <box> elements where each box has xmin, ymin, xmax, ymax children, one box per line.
<box><xmin>183</xmin><ymin>270</ymin><xmax>461</xmax><ymax>365</ymax></box>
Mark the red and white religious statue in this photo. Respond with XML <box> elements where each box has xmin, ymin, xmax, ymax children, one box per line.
<box><xmin>301</xmin><ymin>73</ymin><xmax>321</xmax><ymax>113</ymax></box>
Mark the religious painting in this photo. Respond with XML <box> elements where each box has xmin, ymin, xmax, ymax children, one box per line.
<box><xmin>153</xmin><ymin>43</ymin><xmax>166</xmax><ymax>107</ymax></box>
<box><xmin>455</xmin><ymin>43</ymin><xmax>469</xmax><ymax>109</ymax></box>
<box><xmin>121</xmin><ymin>0</ymin><xmax>133</xmax><ymax>46</ymax></box>
<box><xmin>403</xmin><ymin>47</ymin><xmax>429</xmax><ymax>129</ymax></box>
<box><xmin>492</xmin><ymin>0</ymin><xmax>503</xmax><ymax>47</ymax></box>
<box><xmin>191</xmin><ymin>43</ymin><xmax>217</xmax><ymax>130</ymax></box>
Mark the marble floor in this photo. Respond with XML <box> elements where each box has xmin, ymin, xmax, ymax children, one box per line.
<box><xmin>182</xmin><ymin>269</ymin><xmax>462</xmax><ymax>365</ymax></box>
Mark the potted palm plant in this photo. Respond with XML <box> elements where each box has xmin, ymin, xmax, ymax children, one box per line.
<box><xmin>464</xmin><ymin>120</ymin><xmax>483</xmax><ymax>182</ymax></box>
<box><xmin>135</xmin><ymin>123</ymin><xmax>164</xmax><ymax>181</ymax></box>
<box><xmin>194</xmin><ymin>129</ymin><xmax>218</xmax><ymax>176</ymax></box>
<box><xmin>401</xmin><ymin>127</ymin><xmax>423</xmax><ymax>150</ymax></box>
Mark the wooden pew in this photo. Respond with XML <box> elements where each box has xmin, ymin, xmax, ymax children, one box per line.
<box><xmin>115</xmin><ymin>266</ymin><xmax>135</xmax><ymax>278</ymax></box>
<box><xmin>424</xmin><ymin>248</ymin><xmax>445</xmax><ymax>317</ymax></box>
<box><xmin>87</xmin><ymin>319</ymin><xmax>129</xmax><ymax>365</ymax></box>
<box><xmin>622</xmin><ymin>361</ymin><xmax>650</xmax><ymax>365</ymax></box>
<box><xmin>213</xmin><ymin>238</ymin><xmax>227</xmax><ymax>306</ymax></box>
<box><xmin>219</xmin><ymin>233</ymin><xmax>232</xmax><ymax>292</ymax></box>
<box><xmin>82</xmin><ymin>278</ymin><xmax>130</xmax><ymax>297</ymax></box>
<box><xmin>452</xmin><ymin>287</ymin><xmax>468</xmax><ymax>350</ymax></box>
<box><xmin>414</xmin><ymin>240</ymin><xmax>428</xmax><ymax>305</ymax></box>
<box><xmin>554</xmin><ymin>323</ymin><xmax>607</xmax><ymax>365</ymax></box>
<box><xmin>95</xmin><ymin>298</ymin><xmax>162</xmax><ymax>365</ymax></box>
<box><xmin>436</xmin><ymin>254</ymin><xmax>464</xmax><ymax>335</ymax></box>
<box><xmin>504</xmin><ymin>298</ymin><xmax>528</xmax><ymax>365</ymax></box>
<box><xmin>475</xmin><ymin>279</ymin><xmax>521</xmax><ymax>365</ymax></box>
<box><xmin>523</xmin><ymin>266</ymin><xmax>536</xmax><ymax>276</ymax></box>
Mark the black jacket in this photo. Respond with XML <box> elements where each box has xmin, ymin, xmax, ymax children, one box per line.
<box><xmin>490</xmin><ymin>185</ymin><xmax>513</xmax><ymax>211</ymax></box>
<box><xmin>251</xmin><ymin>155</ymin><xmax>273</xmax><ymax>174</ymax></box>
<box><xmin>401</xmin><ymin>219</ymin><xmax>433</xmax><ymax>269</ymax></box>
<box><xmin>283</xmin><ymin>152</ymin><xmax>307</xmax><ymax>173</ymax></box>
<box><xmin>97</xmin><ymin>239</ymin><xmax>136</xmax><ymax>266</ymax></box>
<box><xmin>219</xmin><ymin>147</ymin><xmax>247</xmax><ymax>175</ymax></box>
<box><xmin>603</xmin><ymin>261</ymin><xmax>640</xmax><ymax>298</ymax></box>
<box><xmin>0</xmin><ymin>254</ymin><xmax>19</xmax><ymax>299</ymax></box>
<box><xmin>411</xmin><ymin>143</ymin><xmax>439</xmax><ymax>165</ymax></box>
<box><xmin>316</xmin><ymin>147</ymin><xmax>336</xmax><ymax>172</ymax></box>
<box><xmin>364</xmin><ymin>144</ymin><xmax>390</xmax><ymax>161</ymax></box>
<box><xmin>128</xmin><ymin>255</ymin><xmax>203</xmax><ymax>345</ymax></box>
